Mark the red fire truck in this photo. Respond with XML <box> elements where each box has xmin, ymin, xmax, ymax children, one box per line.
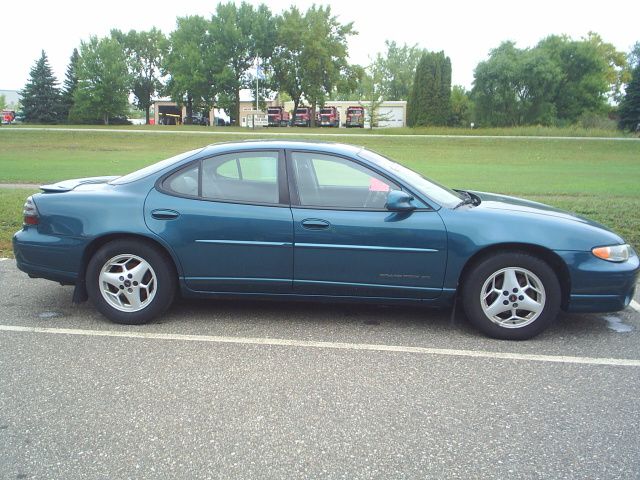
<box><xmin>293</xmin><ymin>107</ymin><xmax>312</xmax><ymax>127</ymax></box>
<box><xmin>267</xmin><ymin>106</ymin><xmax>290</xmax><ymax>127</ymax></box>
<box><xmin>345</xmin><ymin>106</ymin><xmax>365</xmax><ymax>128</ymax></box>
<box><xmin>319</xmin><ymin>106</ymin><xmax>340</xmax><ymax>127</ymax></box>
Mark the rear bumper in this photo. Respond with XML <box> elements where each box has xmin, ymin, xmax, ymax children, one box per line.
<box><xmin>13</xmin><ymin>228</ymin><xmax>83</xmax><ymax>284</ymax></box>
<box><xmin>556</xmin><ymin>250</ymin><xmax>639</xmax><ymax>313</ymax></box>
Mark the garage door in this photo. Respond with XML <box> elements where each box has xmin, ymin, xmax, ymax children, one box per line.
<box><xmin>377</xmin><ymin>106</ymin><xmax>404</xmax><ymax>128</ymax></box>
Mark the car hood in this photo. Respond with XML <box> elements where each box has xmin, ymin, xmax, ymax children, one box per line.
<box><xmin>471</xmin><ymin>191</ymin><xmax>610</xmax><ymax>230</ymax></box>
<box><xmin>40</xmin><ymin>176</ymin><xmax>120</xmax><ymax>192</ymax></box>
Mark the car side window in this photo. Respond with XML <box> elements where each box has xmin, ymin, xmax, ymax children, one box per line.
<box><xmin>202</xmin><ymin>152</ymin><xmax>279</xmax><ymax>204</ymax></box>
<box><xmin>164</xmin><ymin>163</ymin><xmax>199</xmax><ymax>197</ymax></box>
<box><xmin>291</xmin><ymin>152</ymin><xmax>399</xmax><ymax>209</ymax></box>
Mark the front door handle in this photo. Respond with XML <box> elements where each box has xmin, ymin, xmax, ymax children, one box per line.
<box><xmin>151</xmin><ymin>209</ymin><xmax>180</xmax><ymax>220</ymax></box>
<box><xmin>301</xmin><ymin>218</ymin><xmax>330</xmax><ymax>230</ymax></box>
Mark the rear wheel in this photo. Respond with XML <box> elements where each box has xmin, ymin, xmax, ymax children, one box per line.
<box><xmin>462</xmin><ymin>252</ymin><xmax>561</xmax><ymax>340</ymax></box>
<box><xmin>86</xmin><ymin>239</ymin><xmax>176</xmax><ymax>325</ymax></box>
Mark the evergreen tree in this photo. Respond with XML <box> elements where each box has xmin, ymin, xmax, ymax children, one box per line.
<box><xmin>60</xmin><ymin>48</ymin><xmax>80</xmax><ymax>122</ymax></box>
<box><xmin>619</xmin><ymin>64</ymin><xmax>640</xmax><ymax>132</ymax></box>
<box><xmin>20</xmin><ymin>50</ymin><xmax>61</xmax><ymax>123</ymax></box>
<box><xmin>407</xmin><ymin>51</ymin><xmax>451</xmax><ymax>127</ymax></box>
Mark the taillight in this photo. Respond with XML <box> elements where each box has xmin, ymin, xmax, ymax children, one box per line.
<box><xmin>23</xmin><ymin>196</ymin><xmax>39</xmax><ymax>225</ymax></box>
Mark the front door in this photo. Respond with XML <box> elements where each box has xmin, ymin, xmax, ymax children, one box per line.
<box><xmin>288</xmin><ymin>151</ymin><xmax>447</xmax><ymax>299</ymax></box>
<box><xmin>145</xmin><ymin>150</ymin><xmax>293</xmax><ymax>293</ymax></box>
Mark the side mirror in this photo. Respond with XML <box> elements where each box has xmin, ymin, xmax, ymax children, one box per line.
<box><xmin>385</xmin><ymin>190</ymin><xmax>416</xmax><ymax>211</ymax></box>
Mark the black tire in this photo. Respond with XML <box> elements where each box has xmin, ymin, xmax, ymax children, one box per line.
<box><xmin>461</xmin><ymin>252</ymin><xmax>561</xmax><ymax>340</ymax></box>
<box><xmin>86</xmin><ymin>239</ymin><xmax>176</xmax><ymax>325</ymax></box>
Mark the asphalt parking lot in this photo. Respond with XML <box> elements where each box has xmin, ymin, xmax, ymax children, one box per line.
<box><xmin>1</xmin><ymin>258</ymin><xmax>639</xmax><ymax>479</ymax></box>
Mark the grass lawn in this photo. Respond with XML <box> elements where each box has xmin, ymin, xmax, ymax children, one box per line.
<box><xmin>8</xmin><ymin>123</ymin><xmax>636</xmax><ymax>138</ymax></box>
<box><xmin>0</xmin><ymin>128</ymin><xmax>638</xmax><ymax>257</ymax></box>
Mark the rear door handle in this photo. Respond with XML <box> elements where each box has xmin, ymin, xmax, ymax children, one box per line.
<box><xmin>301</xmin><ymin>218</ymin><xmax>330</xmax><ymax>230</ymax></box>
<box><xmin>151</xmin><ymin>209</ymin><xmax>180</xmax><ymax>220</ymax></box>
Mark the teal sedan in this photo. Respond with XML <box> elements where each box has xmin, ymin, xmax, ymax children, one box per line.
<box><xmin>13</xmin><ymin>141</ymin><xmax>639</xmax><ymax>340</ymax></box>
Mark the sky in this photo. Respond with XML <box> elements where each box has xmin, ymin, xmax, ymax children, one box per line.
<box><xmin>2</xmin><ymin>0</ymin><xmax>639</xmax><ymax>93</ymax></box>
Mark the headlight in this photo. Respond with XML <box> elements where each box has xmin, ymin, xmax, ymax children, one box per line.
<box><xmin>591</xmin><ymin>244</ymin><xmax>631</xmax><ymax>262</ymax></box>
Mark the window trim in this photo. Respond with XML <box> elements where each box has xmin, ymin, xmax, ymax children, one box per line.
<box><xmin>285</xmin><ymin>149</ymin><xmax>434</xmax><ymax>212</ymax></box>
<box><xmin>156</xmin><ymin>149</ymin><xmax>290</xmax><ymax>207</ymax></box>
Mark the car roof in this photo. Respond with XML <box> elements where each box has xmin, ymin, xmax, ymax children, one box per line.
<box><xmin>202</xmin><ymin>140</ymin><xmax>364</xmax><ymax>157</ymax></box>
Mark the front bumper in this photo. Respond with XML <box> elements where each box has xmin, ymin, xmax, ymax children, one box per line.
<box><xmin>556</xmin><ymin>250</ymin><xmax>639</xmax><ymax>313</ymax></box>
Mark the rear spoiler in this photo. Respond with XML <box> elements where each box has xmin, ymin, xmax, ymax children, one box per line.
<box><xmin>40</xmin><ymin>176</ymin><xmax>120</xmax><ymax>192</ymax></box>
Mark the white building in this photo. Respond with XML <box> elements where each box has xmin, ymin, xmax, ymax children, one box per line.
<box><xmin>283</xmin><ymin>100</ymin><xmax>407</xmax><ymax>128</ymax></box>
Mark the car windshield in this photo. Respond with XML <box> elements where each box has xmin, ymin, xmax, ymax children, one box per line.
<box><xmin>110</xmin><ymin>148</ymin><xmax>204</xmax><ymax>185</ymax></box>
<box><xmin>358</xmin><ymin>148</ymin><xmax>464</xmax><ymax>208</ymax></box>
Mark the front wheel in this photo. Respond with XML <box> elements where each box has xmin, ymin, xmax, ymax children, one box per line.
<box><xmin>86</xmin><ymin>239</ymin><xmax>176</xmax><ymax>325</ymax></box>
<box><xmin>462</xmin><ymin>252</ymin><xmax>561</xmax><ymax>340</ymax></box>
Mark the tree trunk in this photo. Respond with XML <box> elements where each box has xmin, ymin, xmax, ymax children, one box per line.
<box><xmin>235</xmin><ymin>89</ymin><xmax>241</xmax><ymax>127</ymax></box>
<box><xmin>104</xmin><ymin>112</ymin><xmax>109</xmax><ymax>125</ymax></box>
<box><xmin>293</xmin><ymin>98</ymin><xmax>300</xmax><ymax>124</ymax></box>
<box><xmin>145</xmin><ymin>106</ymin><xmax>150</xmax><ymax>125</ymax></box>
<box><xmin>186</xmin><ymin>95</ymin><xmax>193</xmax><ymax>124</ymax></box>
<box><xmin>310</xmin><ymin>101</ymin><xmax>317</xmax><ymax>128</ymax></box>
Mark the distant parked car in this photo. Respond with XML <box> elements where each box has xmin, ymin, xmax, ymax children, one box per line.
<box><xmin>13</xmin><ymin>141</ymin><xmax>638</xmax><ymax>339</ymax></box>
<box><xmin>184</xmin><ymin>114</ymin><xmax>210</xmax><ymax>126</ymax></box>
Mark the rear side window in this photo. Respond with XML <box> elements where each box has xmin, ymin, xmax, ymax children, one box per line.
<box><xmin>202</xmin><ymin>153</ymin><xmax>279</xmax><ymax>204</ymax></box>
<box><xmin>162</xmin><ymin>151</ymin><xmax>281</xmax><ymax>205</ymax></box>
<box><xmin>164</xmin><ymin>163</ymin><xmax>199</xmax><ymax>197</ymax></box>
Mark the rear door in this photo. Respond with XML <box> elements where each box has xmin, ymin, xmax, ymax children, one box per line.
<box><xmin>145</xmin><ymin>149</ymin><xmax>294</xmax><ymax>293</ymax></box>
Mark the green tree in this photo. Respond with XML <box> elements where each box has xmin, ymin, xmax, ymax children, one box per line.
<box><xmin>357</xmin><ymin>64</ymin><xmax>388</xmax><ymax>129</ymax></box>
<box><xmin>210</xmin><ymin>2</ymin><xmax>275</xmax><ymax>125</ymax></box>
<box><xmin>407</xmin><ymin>51</ymin><xmax>451</xmax><ymax>127</ymax></box>
<box><xmin>374</xmin><ymin>41</ymin><xmax>425</xmax><ymax>100</ymax></box>
<box><xmin>271</xmin><ymin>5</ymin><xmax>356</xmax><ymax>126</ymax></box>
<box><xmin>163</xmin><ymin>15</ymin><xmax>212</xmax><ymax>121</ymax></box>
<box><xmin>471</xmin><ymin>42</ymin><xmax>524</xmax><ymax>127</ymax></box>
<box><xmin>329</xmin><ymin>64</ymin><xmax>364</xmax><ymax>101</ymax></box>
<box><xmin>449</xmin><ymin>85</ymin><xmax>473</xmax><ymax>127</ymax></box>
<box><xmin>71</xmin><ymin>36</ymin><xmax>130</xmax><ymax>125</ymax></box>
<box><xmin>114</xmin><ymin>28</ymin><xmax>168</xmax><ymax>124</ymax></box>
<box><xmin>618</xmin><ymin>64</ymin><xmax>640</xmax><ymax>131</ymax></box>
<box><xmin>302</xmin><ymin>5</ymin><xmax>355</xmax><ymax>126</ymax></box>
<box><xmin>0</xmin><ymin>94</ymin><xmax>5</xmax><ymax>111</ymax></box>
<box><xmin>271</xmin><ymin>6</ymin><xmax>306</xmax><ymax>114</ymax></box>
<box><xmin>472</xmin><ymin>34</ymin><xmax>628</xmax><ymax>126</ymax></box>
<box><xmin>60</xmin><ymin>48</ymin><xmax>80</xmax><ymax>122</ymax></box>
<box><xmin>537</xmin><ymin>34</ymin><xmax>626</xmax><ymax>119</ymax></box>
<box><xmin>629</xmin><ymin>42</ymin><xmax>640</xmax><ymax>69</ymax></box>
<box><xmin>20</xmin><ymin>50</ymin><xmax>61</xmax><ymax>123</ymax></box>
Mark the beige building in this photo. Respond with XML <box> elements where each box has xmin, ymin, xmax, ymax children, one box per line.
<box><xmin>238</xmin><ymin>99</ymin><xmax>279</xmax><ymax>127</ymax></box>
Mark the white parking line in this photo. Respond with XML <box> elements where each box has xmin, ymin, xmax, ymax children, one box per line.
<box><xmin>631</xmin><ymin>300</ymin><xmax>640</xmax><ymax>313</ymax></box>
<box><xmin>2</xmin><ymin>127</ymin><xmax>639</xmax><ymax>141</ymax></box>
<box><xmin>1</xmin><ymin>324</ymin><xmax>639</xmax><ymax>367</ymax></box>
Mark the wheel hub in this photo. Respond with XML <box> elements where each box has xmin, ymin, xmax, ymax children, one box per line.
<box><xmin>98</xmin><ymin>254</ymin><xmax>157</xmax><ymax>312</ymax></box>
<box><xmin>480</xmin><ymin>267</ymin><xmax>546</xmax><ymax>329</ymax></box>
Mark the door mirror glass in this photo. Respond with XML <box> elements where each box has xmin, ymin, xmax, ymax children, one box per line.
<box><xmin>385</xmin><ymin>190</ymin><xmax>415</xmax><ymax>211</ymax></box>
